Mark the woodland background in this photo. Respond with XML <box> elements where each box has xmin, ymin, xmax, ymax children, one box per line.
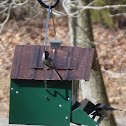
<box><xmin>0</xmin><ymin>0</ymin><xmax>126</xmax><ymax>125</ymax></box>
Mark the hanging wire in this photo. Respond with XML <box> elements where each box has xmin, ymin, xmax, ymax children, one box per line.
<box><xmin>44</xmin><ymin>4</ymin><xmax>51</xmax><ymax>51</ymax></box>
<box><xmin>51</xmin><ymin>8</ymin><xmax>56</xmax><ymax>38</ymax></box>
<box><xmin>43</xmin><ymin>5</ymin><xmax>51</xmax><ymax>90</ymax></box>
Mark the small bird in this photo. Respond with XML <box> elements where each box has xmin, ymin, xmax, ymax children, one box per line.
<box><xmin>42</xmin><ymin>51</ymin><xmax>63</xmax><ymax>80</ymax></box>
<box><xmin>96</xmin><ymin>103</ymin><xmax>123</xmax><ymax>117</ymax></box>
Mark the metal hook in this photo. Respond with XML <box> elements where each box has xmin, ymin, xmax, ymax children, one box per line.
<box><xmin>37</xmin><ymin>0</ymin><xmax>60</xmax><ymax>9</ymax></box>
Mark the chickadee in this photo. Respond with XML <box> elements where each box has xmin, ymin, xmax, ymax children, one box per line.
<box><xmin>96</xmin><ymin>103</ymin><xmax>123</xmax><ymax>117</ymax></box>
<box><xmin>42</xmin><ymin>51</ymin><xmax>63</xmax><ymax>80</ymax></box>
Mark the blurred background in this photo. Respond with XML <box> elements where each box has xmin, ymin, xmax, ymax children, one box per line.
<box><xmin>0</xmin><ymin>0</ymin><xmax>126</xmax><ymax>125</ymax></box>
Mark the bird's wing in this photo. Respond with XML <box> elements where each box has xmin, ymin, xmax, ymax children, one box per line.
<box><xmin>49</xmin><ymin>57</ymin><xmax>57</xmax><ymax>69</ymax></box>
<box><xmin>97</xmin><ymin>104</ymin><xmax>123</xmax><ymax>111</ymax></box>
<box><xmin>105</xmin><ymin>106</ymin><xmax>115</xmax><ymax>110</ymax></box>
<box><xmin>49</xmin><ymin>58</ymin><xmax>63</xmax><ymax>80</ymax></box>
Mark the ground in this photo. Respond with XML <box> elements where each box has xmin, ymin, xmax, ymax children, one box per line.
<box><xmin>0</xmin><ymin>18</ymin><xmax>126</xmax><ymax>125</ymax></box>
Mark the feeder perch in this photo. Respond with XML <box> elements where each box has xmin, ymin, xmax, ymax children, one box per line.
<box><xmin>72</xmin><ymin>98</ymin><xmax>104</xmax><ymax>125</ymax></box>
<box><xmin>9</xmin><ymin>44</ymin><xmax>99</xmax><ymax>126</ymax></box>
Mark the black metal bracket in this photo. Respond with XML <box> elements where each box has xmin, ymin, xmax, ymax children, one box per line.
<box><xmin>37</xmin><ymin>0</ymin><xmax>60</xmax><ymax>8</ymax></box>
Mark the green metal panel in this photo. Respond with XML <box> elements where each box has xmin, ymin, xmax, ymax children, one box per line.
<box><xmin>9</xmin><ymin>80</ymin><xmax>72</xmax><ymax>126</ymax></box>
<box><xmin>72</xmin><ymin>107</ymin><xmax>99</xmax><ymax>126</ymax></box>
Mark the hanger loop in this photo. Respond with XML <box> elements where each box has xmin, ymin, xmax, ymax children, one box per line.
<box><xmin>37</xmin><ymin>0</ymin><xmax>60</xmax><ymax>8</ymax></box>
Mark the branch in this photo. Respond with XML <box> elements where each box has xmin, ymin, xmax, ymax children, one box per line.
<box><xmin>0</xmin><ymin>0</ymin><xmax>29</xmax><ymax>33</ymax></box>
<box><xmin>0</xmin><ymin>1</ymin><xmax>13</xmax><ymax>33</ymax></box>
<box><xmin>75</xmin><ymin>29</ymin><xmax>126</xmax><ymax>46</ymax></box>
<box><xmin>52</xmin><ymin>9</ymin><xmax>67</xmax><ymax>17</ymax></box>
<box><xmin>109</xmin><ymin>13</ymin><xmax>126</xmax><ymax>17</ymax></box>
<box><xmin>71</xmin><ymin>4</ymin><xmax>126</xmax><ymax>10</ymax></box>
<box><xmin>95</xmin><ymin>30</ymin><xmax>126</xmax><ymax>45</ymax></box>
<box><xmin>63</xmin><ymin>0</ymin><xmax>126</xmax><ymax>17</ymax></box>
<box><xmin>0</xmin><ymin>8</ymin><xmax>8</xmax><ymax>14</ymax></box>
<box><xmin>22</xmin><ymin>11</ymin><xmax>41</xmax><ymax>25</ymax></box>
<box><xmin>12</xmin><ymin>0</ymin><xmax>29</xmax><ymax>8</ymax></box>
<box><xmin>62</xmin><ymin>0</ymin><xmax>72</xmax><ymax>16</ymax></box>
<box><xmin>101</xmin><ymin>68</ymin><xmax>126</xmax><ymax>77</ymax></box>
<box><xmin>0</xmin><ymin>0</ymin><xmax>9</xmax><ymax>6</ymax></box>
<box><xmin>0</xmin><ymin>39</ymin><xmax>6</xmax><ymax>49</ymax></box>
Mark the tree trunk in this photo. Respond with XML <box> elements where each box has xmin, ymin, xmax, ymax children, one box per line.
<box><xmin>67</xmin><ymin>0</ymin><xmax>117</xmax><ymax>126</ymax></box>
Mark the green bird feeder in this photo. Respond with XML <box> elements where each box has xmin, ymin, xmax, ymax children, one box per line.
<box><xmin>9</xmin><ymin>42</ymin><xmax>101</xmax><ymax>126</ymax></box>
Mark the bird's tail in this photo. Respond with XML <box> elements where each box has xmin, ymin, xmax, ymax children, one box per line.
<box><xmin>53</xmin><ymin>69</ymin><xmax>63</xmax><ymax>80</ymax></box>
<box><xmin>115</xmin><ymin>109</ymin><xmax>123</xmax><ymax>111</ymax></box>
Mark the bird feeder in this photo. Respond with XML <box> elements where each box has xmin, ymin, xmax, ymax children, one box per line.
<box><xmin>9</xmin><ymin>43</ymin><xmax>100</xmax><ymax>126</ymax></box>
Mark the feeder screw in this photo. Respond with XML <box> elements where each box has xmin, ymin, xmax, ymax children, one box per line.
<box><xmin>65</xmin><ymin>117</ymin><xmax>68</xmax><ymax>120</ymax></box>
<box><xmin>11</xmin><ymin>88</ymin><xmax>13</xmax><ymax>90</ymax></box>
<box><xmin>68</xmin><ymin>98</ymin><xmax>70</xmax><ymax>101</ymax></box>
<box><xmin>16</xmin><ymin>91</ymin><xmax>19</xmax><ymax>94</ymax></box>
<box><xmin>59</xmin><ymin>104</ymin><xmax>62</xmax><ymax>107</ymax></box>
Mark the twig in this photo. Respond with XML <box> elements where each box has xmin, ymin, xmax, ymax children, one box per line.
<box><xmin>109</xmin><ymin>13</ymin><xmax>126</xmax><ymax>17</ymax></box>
<box><xmin>101</xmin><ymin>68</ymin><xmax>126</xmax><ymax>77</ymax></box>
<box><xmin>0</xmin><ymin>40</ymin><xmax>6</xmax><ymax>49</ymax></box>
<box><xmin>0</xmin><ymin>0</ymin><xmax>30</xmax><ymax>33</ymax></box>
<box><xmin>0</xmin><ymin>8</ymin><xmax>8</xmax><ymax>14</ymax></box>
<box><xmin>22</xmin><ymin>11</ymin><xmax>41</xmax><ymax>25</ymax></box>
<box><xmin>13</xmin><ymin>0</ymin><xmax>29</xmax><ymax>7</ymax></box>
<box><xmin>71</xmin><ymin>4</ymin><xmax>126</xmax><ymax>10</ymax></box>
<box><xmin>63</xmin><ymin>0</ymin><xmax>126</xmax><ymax>17</ymax></box>
<box><xmin>75</xmin><ymin>29</ymin><xmax>126</xmax><ymax>45</ymax></box>
<box><xmin>52</xmin><ymin>9</ymin><xmax>67</xmax><ymax>17</ymax></box>
<box><xmin>0</xmin><ymin>1</ymin><xmax>13</xmax><ymax>33</ymax></box>
<box><xmin>0</xmin><ymin>0</ymin><xmax>9</xmax><ymax>6</ymax></box>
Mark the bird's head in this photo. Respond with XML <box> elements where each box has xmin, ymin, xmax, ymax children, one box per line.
<box><xmin>95</xmin><ymin>103</ymin><xmax>103</xmax><ymax>110</ymax></box>
<box><xmin>43</xmin><ymin>51</ymin><xmax>49</xmax><ymax>59</ymax></box>
<box><xmin>96</xmin><ymin>103</ymin><xmax>102</xmax><ymax>107</ymax></box>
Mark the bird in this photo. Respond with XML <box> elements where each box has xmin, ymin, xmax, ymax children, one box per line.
<box><xmin>42</xmin><ymin>51</ymin><xmax>63</xmax><ymax>80</ymax></box>
<box><xmin>95</xmin><ymin>103</ymin><xmax>123</xmax><ymax>117</ymax></box>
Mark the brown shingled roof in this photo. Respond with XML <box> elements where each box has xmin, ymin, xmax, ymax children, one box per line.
<box><xmin>10</xmin><ymin>45</ymin><xmax>94</xmax><ymax>80</ymax></box>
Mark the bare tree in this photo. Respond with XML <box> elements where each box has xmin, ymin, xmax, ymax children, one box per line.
<box><xmin>66</xmin><ymin>0</ymin><xmax>117</xmax><ymax>126</ymax></box>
